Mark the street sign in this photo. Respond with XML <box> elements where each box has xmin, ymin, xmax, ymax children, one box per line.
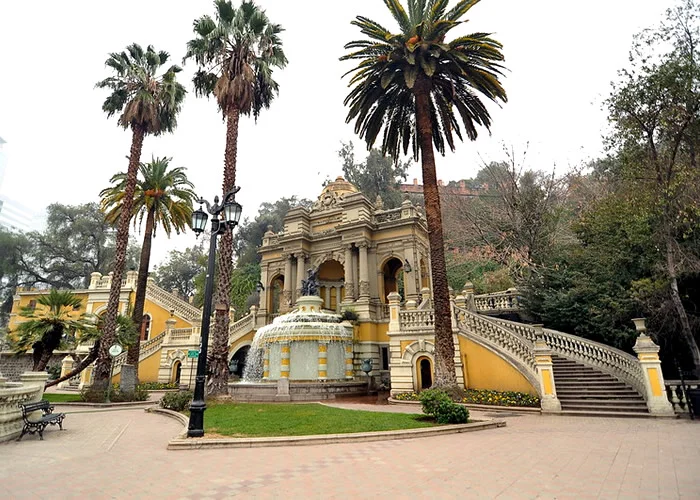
<box><xmin>187</xmin><ymin>350</ymin><xmax>200</xmax><ymax>358</ymax></box>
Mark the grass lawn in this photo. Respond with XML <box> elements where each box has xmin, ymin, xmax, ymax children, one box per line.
<box><xmin>42</xmin><ymin>393</ymin><xmax>82</xmax><ymax>403</ymax></box>
<box><xmin>202</xmin><ymin>403</ymin><xmax>437</xmax><ymax>437</ymax></box>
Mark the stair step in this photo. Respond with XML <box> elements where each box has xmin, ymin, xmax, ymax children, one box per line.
<box><xmin>551</xmin><ymin>410</ymin><xmax>670</xmax><ymax>419</ymax></box>
<box><xmin>560</xmin><ymin>403</ymin><xmax>648</xmax><ymax>412</ymax></box>
<box><xmin>558</xmin><ymin>398</ymin><xmax>646</xmax><ymax>406</ymax></box>
<box><xmin>557</xmin><ymin>393</ymin><xmax>642</xmax><ymax>399</ymax></box>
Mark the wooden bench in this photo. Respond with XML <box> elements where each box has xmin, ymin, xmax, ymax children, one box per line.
<box><xmin>17</xmin><ymin>400</ymin><xmax>66</xmax><ymax>441</ymax></box>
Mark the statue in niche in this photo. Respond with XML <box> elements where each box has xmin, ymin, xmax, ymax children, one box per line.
<box><xmin>301</xmin><ymin>267</ymin><xmax>320</xmax><ymax>296</ymax></box>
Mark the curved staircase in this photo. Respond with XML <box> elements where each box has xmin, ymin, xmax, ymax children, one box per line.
<box><xmin>551</xmin><ymin>355</ymin><xmax>649</xmax><ymax>416</ymax></box>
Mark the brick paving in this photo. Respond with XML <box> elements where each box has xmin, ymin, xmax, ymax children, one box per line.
<box><xmin>1</xmin><ymin>403</ymin><xmax>698</xmax><ymax>499</ymax></box>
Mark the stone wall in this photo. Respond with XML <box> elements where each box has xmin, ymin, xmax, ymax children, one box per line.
<box><xmin>0</xmin><ymin>352</ymin><xmax>69</xmax><ymax>381</ymax></box>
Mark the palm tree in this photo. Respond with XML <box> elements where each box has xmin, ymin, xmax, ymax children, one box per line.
<box><xmin>184</xmin><ymin>0</ymin><xmax>287</xmax><ymax>394</ymax></box>
<box><xmin>100</xmin><ymin>157</ymin><xmax>197</xmax><ymax>370</ymax></box>
<box><xmin>94</xmin><ymin>43</ymin><xmax>186</xmax><ymax>387</ymax></box>
<box><xmin>341</xmin><ymin>0</ymin><xmax>507</xmax><ymax>387</ymax></box>
<box><xmin>12</xmin><ymin>290</ymin><xmax>93</xmax><ymax>372</ymax></box>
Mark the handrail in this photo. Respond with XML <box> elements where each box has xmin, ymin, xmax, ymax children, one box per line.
<box><xmin>454</xmin><ymin>307</ymin><xmax>539</xmax><ymax>389</ymax></box>
<box><xmin>145</xmin><ymin>282</ymin><xmax>201</xmax><ymax>323</ymax></box>
<box><xmin>398</xmin><ymin>309</ymin><xmax>434</xmax><ymax>331</ymax></box>
<box><xmin>489</xmin><ymin>317</ymin><xmax>647</xmax><ymax>398</ymax></box>
<box><xmin>229</xmin><ymin>313</ymin><xmax>255</xmax><ymax>343</ymax></box>
<box><xmin>473</xmin><ymin>289</ymin><xmax>520</xmax><ymax>312</ymax></box>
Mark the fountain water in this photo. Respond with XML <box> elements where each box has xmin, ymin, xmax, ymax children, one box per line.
<box><xmin>229</xmin><ymin>296</ymin><xmax>367</xmax><ymax>401</ymax></box>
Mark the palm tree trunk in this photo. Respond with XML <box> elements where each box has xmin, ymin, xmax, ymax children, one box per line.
<box><xmin>36</xmin><ymin>348</ymin><xmax>54</xmax><ymax>372</ymax></box>
<box><xmin>208</xmin><ymin>108</ymin><xmax>240</xmax><ymax>395</ymax></box>
<box><xmin>45</xmin><ymin>342</ymin><xmax>100</xmax><ymax>388</ymax></box>
<box><xmin>93</xmin><ymin>126</ymin><xmax>145</xmax><ymax>388</ymax></box>
<box><xmin>414</xmin><ymin>83</ymin><xmax>457</xmax><ymax>388</ymax></box>
<box><xmin>666</xmin><ymin>230</ymin><xmax>700</xmax><ymax>376</ymax></box>
<box><xmin>127</xmin><ymin>207</ymin><xmax>155</xmax><ymax>368</ymax></box>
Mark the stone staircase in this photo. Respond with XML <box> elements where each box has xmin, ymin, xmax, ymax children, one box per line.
<box><xmin>552</xmin><ymin>355</ymin><xmax>649</xmax><ymax>416</ymax></box>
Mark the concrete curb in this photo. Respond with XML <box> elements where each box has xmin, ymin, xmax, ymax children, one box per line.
<box><xmin>52</xmin><ymin>400</ymin><xmax>158</xmax><ymax>409</ymax></box>
<box><xmin>148</xmin><ymin>407</ymin><xmax>190</xmax><ymax>438</ymax></box>
<box><xmin>166</xmin><ymin>419</ymin><xmax>506</xmax><ymax>450</ymax></box>
<box><xmin>387</xmin><ymin>397</ymin><xmax>542</xmax><ymax>413</ymax></box>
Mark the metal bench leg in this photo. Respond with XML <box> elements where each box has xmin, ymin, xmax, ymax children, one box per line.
<box><xmin>16</xmin><ymin>426</ymin><xmax>28</xmax><ymax>441</ymax></box>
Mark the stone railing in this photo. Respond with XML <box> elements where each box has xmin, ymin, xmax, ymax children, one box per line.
<box><xmin>169</xmin><ymin>328</ymin><xmax>195</xmax><ymax>343</ymax></box>
<box><xmin>112</xmin><ymin>331</ymin><xmax>166</xmax><ymax>376</ymax></box>
<box><xmin>490</xmin><ymin>317</ymin><xmax>647</xmax><ymax>398</ymax></box>
<box><xmin>398</xmin><ymin>309</ymin><xmax>435</xmax><ymax>331</ymax></box>
<box><xmin>474</xmin><ymin>289</ymin><xmax>521</xmax><ymax>312</ymax></box>
<box><xmin>146</xmin><ymin>282</ymin><xmax>201</xmax><ymax>323</ymax></box>
<box><xmin>665</xmin><ymin>381</ymin><xmax>700</xmax><ymax>415</ymax></box>
<box><xmin>455</xmin><ymin>307</ymin><xmax>538</xmax><ymax>379</ymax></box>
<box><xmin>230</xmin><ymin>313</ymin><xmax>255</xmax><ymax>343</ymax></box>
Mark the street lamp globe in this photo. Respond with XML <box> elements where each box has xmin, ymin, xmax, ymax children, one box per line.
<box><xmin>224</xmin><ymin>200</ymin><xmax>242</xmax><ymax>227</ymax></box>
<box><xmin>191</xmin><ymin>206</ymin><xmax>208</xmax><ymax>235</ymax></box>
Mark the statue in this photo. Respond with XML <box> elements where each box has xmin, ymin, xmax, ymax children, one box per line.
<box><xmin>301</xmin><ymin>267</ymin><xmax>320</xmax><ymax>296</ymax></box>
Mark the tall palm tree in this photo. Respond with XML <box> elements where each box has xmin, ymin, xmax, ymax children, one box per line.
<box><xmin>94</xmin><ymin>43</ymin><xmax>186</xmax><ymax>387</ymax></box>
<box><xmin>12</xmin><ymin>290</ymin><xmax>93</xmax><ymax>372</ymax></box>
<box><xmin>100</xmin><ymin>157</ymin><xmax>197</xmax><ymax>370</ymax></box>
<box><xmin>184</xmin><ymin>0</ymin><xmax>287</xmax><ymax>394</ymax></box>
<box><xmin>341</xmin><ymin>0</ymin><xmax>507</xmax><ymax>387</ymax></box>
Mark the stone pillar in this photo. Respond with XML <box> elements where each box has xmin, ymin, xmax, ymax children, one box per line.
<box><xmin>462</xmin><ymin>282</ymin><xmax>475</xmax><ymax>311</ymax></box>
<box><xmin>283</xmin><ymin>254</ymin><xmax>293</xmax><ymax>311</ymax></box>
<box><xmin>420</xmin><ymin>287</ymin><xmax>431</xmax><ymax>305</ymax></box>
<box><xmin>164</xmin><ymin>317</ymin><xmax>177</xmax><ymax>342</ymax></box>
<box><xmin>345</xmin><ymin>343</ymin><xmax>354</xmax><ymax>379</ymax></box>
<box><xmin>632</xmin><ymin>319</ymin><xmax>675</xmax><ymax>415</ymax></box>
<box><xmin>262</xmin><ymin>346</ymin><xmax>270</xmax><ymax>380</ymax></box>
<box><xmin>280</xmin><ymin>341</ymin><xmax>290</xmax><ymax>379</ymax></box>
<box><xmin>125</xmin><ymin>269</ymin><xmax>138</xmax><ymax>288</ymax></box>
<box><xmin>19</xmin><ymin>371</ymin><xmax>48</xmax><ymax>404</ymax></box>
<box><xmin>79</xmin><ymin>365</ymin><xmax>93</xmax><ymax>389</ymax></box>
<box><xmin>318</xmin><ymin>342</ymin><xmax>328</xmax><ymax>380</ymax></box>
<box><xmin>57</xmin><ymin>355</ymin><xmax>75</xmax><ymax>389</ymax></box>
<box><xmin>89</xmin><ymin>272</ymin><xmax>102</xmax><ymax>289</ymax></box>
<box><xmin>533</xmin><ymin>325</ymin><xmax>561</xmax><ymax>412</ymax></box>
<box><xmin>343</xmin><ymin>245</ymin><xmax>354</xmax><ymax>302</ymax></box>
<box><xmin>295</xmin><ymin>253</ymin><xmax>306</xmax><ymax>303</ymax></box>
<box><xmin>358</xmin><ymin>242</ymin><xmax>369</xmax><ymax>300</ymax></box>
<box><xmin>403</xmin><ymin>242</ymin><xmax>419</xmax><ymax>301</ymax></box>
<box><xmin>388</xmin><ymin>291</ymin><xmax>401</xmax><ymax>333</ymax></box>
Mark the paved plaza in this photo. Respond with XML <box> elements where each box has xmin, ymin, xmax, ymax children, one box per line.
<box><xmin>0</xmin><ymin>402</ymin><xmax>698</xmax><ymax>499</ymax></box>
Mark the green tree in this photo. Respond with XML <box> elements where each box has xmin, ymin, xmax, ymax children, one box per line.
<box><xmin>184</xmin><ymin>1</ymin><xmax>287</xmax><ymax>394</ymax></box>
<box><xmin>338</xmin><ymin>142</ymin><xmax>410</xmax><ymax>208</ymax></box>
<box><xmin>341</xmin><ymin>0</ymin><xmax>507</xmax><ymax>387</ymax></box>
<box><xmin>605</xmin><ymin>0</ymin><xmax>700</xmax><ymax>373</ymax></box>
<box><xmin>94</xmin><ymin>43</ymin><xmax>186</xmax><ymax>387</ymax></box>
<box><xmin>11</xmin><ymin>290</ymin><xmax>93</xmax><ymax>372</ymax></box>
<box><xmin>100</xmin><ymin>157</ymin><xmax>196</xmax><ymax>367</ymax></box>
<box><xmin>154</xmin><ymin>244</ymin><xmax>207</xmax><ymax>300</ymax></box>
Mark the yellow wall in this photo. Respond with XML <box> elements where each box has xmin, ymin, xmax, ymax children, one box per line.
<box><xmin>458</xmin><ymin>337</ymin><xmax>536</xmax><ymax>395</ymax></box>
<box><xmin>111</xmin><ymin>347</ymin><xmax>163</xmax><ymax>384</ymax></box>
<box><xmin>229</xmin><ymin>331</ymin><xmax>256</xmax><ymax>354</ymax></box>
<box><xmin>9</xmin><ymin>292</ymin><xmax>90</xmax><ymax>330</ymax></box>
<box><xmin>143</xmin><ymin>298</ymin><xmax>191</xmax><ymax>335</ymax></box>
<box><xmin>355</xmin><ymin>322</ymin><xmax>389</xmax><ymax>343</ymax></box>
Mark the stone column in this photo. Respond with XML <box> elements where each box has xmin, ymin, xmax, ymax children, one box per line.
<box><xmin>403</xmin><ymin>242</ymin><xmax>419</xmax><ymax>301</ymax></box>
<box><xmin>318</xmin><ymin>342</ymin><xmax>328</xmax><ymax>380</ymax></box>
<box><xmin>164</xmin><ymin>317</ymin><xmax>177</xmax><ymax>342</ymax></box>
<box><xmin>343</xmin><ymin>245</ymin><xmax>354</xmax><ymax>302</ymax></box>
<box><xmin>262</xmin><ymin>346</ymin><xmax>270</xmax><ymax>380</ymax></box>
<box><xmin>462</xmin><ymin>282</ymin><xmax>476</xmax><ymax>311</ymax></box>
<box><xmin>420</xmin><ymin>287</ymin><xmax>431</xmax><ymax>305</ymax></box>
<box><xmin>280</xmin><ymin>341</ymin><xmax>290</xmax><ymax>379</ymax></box>
<box><xmin>345</xmin><ymin>343</ymin><xmax>354</xmax><ymax>379</ymax></box>
<box><xmin>533</xmin><ymin>325</ymin><xmax>561</xmax><ymax>412</ymax></box>
<box><xmin>632</xmin><ymin>319</ymin><xmax>675</xmax><ymax>415</ymax></box>
<box><xmin>388</xmin><ymin>291</ymin><xmax>401</xmax><ymax>333</ymax></box>
<box><xmin>283</xmin><ymin>255</ymin><xmax>293</xmax><ymax>311</ymax></box>
<box><xmin>358</xmin><ymin>242</ymin><xmax>370</xmax><ymax>300</ymax></box>
<box><xmin>295</xmin><ymin>253</ymin><xmax>306</xmax><ymax>303</ymax></box>
<box><xmin>57</xmin><ymin>355</ymin><xmax>75</xmax><ymax>389</ymax></box>
<box><xmin>79</xmin><ymin>365</ymin><xmax>93</xmax><ymax>389</ymax></box>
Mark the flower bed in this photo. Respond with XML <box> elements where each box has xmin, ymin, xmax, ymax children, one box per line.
<box><xmin>394</xmin><ymin>389</ymin><xmax>540</xmax><ymax>408</ymax></box>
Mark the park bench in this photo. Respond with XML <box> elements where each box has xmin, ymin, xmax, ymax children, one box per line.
<box><xmin>17</xmin><ymin>400</ymin><xmax>65</xmax><ymax>441</ymax></box>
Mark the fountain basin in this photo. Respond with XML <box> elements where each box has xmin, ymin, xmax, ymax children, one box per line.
<box><xmin>228</xmin><ymin>380</ymin><xmax>368</xmax><ymax>402</ymax></box>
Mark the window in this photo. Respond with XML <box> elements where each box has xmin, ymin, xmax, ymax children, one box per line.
<box><xmin>380</xmin><ymin>346</ymin><xmax>389</xmax><ymax>370</ymax></box>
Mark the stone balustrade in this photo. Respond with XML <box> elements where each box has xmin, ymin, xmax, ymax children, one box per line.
<box><xmin>0</xmin><ymin>371</ymin><xmax>48</xmax><ymax>442</ymax></box>
<box><xmin>665</xmin><ymin>381</ymin><xmax>700</xmax><ymax>415</ymax></box>
<box><xmin>145</xmin><ymin>281</ymin><xmax>202</xmax><ymax>323</ymax></box>
<box><xmin>473</xmin><ymin>289</ymin><xmax>521</xmax><ymax>312</ymax></box>
<box><xmin>398</xmin><ymin>309</ymin><xmax>435</xmax><ymax>331</ymax></box>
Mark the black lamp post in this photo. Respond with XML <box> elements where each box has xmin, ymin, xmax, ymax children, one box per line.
<box><xmin>187</xmin><ymin>187</ymin><xmax>242</xmax><ymax>438</ymax></box>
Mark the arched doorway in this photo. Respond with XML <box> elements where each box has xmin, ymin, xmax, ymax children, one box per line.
<box><xmin>417</xmin><ymin>356</ymin><xmax>433</xmax><ymax>390</ymax></box>
<box><xmin>171</xmin><ymin>360</ymin><xmax>182</xmax><ymax>384</ymax></box>
<box><xmin>269</xmin><ymin>275</ymin><xmax>285</xmax><ymax>316</ymax></box>
<box><xmin>140</xmin><ymin>314</ymin><xmax>152</xmax><ymax>341</ymax></box>
<box><xmin>381</xmin><ymin>257</ymin><xmax>405</xmax><ymax>302</ymax></box>
<box><xmin>229</xmin><ymin>345</ymin><xmax>250</xmax><ymax>378</ymax></box>
<box><xmin>318</xmin><ymin>260</ymin><xmax>344</xmax><ymax>311</ymax></box>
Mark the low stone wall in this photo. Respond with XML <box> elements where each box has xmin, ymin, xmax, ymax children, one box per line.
<box><xmin>228</xmin><ymin>380</ymin><xmax>368</xmax><ymax>402</ymax></box>
<box><xmin>0</xmin><ymin>351</ymin><xmax>69</xmax><ymax>381</ymax></box>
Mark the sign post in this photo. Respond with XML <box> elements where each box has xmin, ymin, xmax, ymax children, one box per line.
<box><xmin>187</xmin><ymin>350</ymin><xmax>199</xmax><ymax>389</ymax></box>
<box><xmin>106</xmin><ymin>344</ymin><xmax>123</xmax><ymax>403</ymax></box>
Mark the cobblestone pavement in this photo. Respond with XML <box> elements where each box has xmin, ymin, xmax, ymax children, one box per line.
<box><xmin>1</xmin><ymin>404</ymin><xmax>698</xmax><ymax>499</ymax></box>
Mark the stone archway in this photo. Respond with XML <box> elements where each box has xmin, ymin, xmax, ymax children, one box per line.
<box><xmin>318</xmin><ymin>259</ymin><xmax>345</xmax><ymax>311</ymax></box>
<box><xmin>268</xmin><ymin>274</ymin><xmax>285</xmax><ymax>315</ymax></box>
<box><xmin>171</xmin><ymin>360</ymin><xmax>182</xmax><ymax>384</ymax></box>
<box><xmin>417</xmin><ymin>356</ymin><xmax>433</xmax><ymax>390</ymax></box>
<box><xmin>380</xmin><ymin>257</ymin><xmax>405</xmax><ymax>303</ymax></box>
<box><xmin>229</xmin><ymin>344</ymin><xmax>251</xmax><ymax>378</ymax></box>
<box><xmin>400</xmin><ymin>339</ymin><xmax>436</xmax><ymax>392</ymax></box>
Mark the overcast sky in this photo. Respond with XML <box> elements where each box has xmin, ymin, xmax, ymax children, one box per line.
<box><xmin>0</xmin><ymin>0</ymin><xmax>676</xmax><ymax>265</ymax></box>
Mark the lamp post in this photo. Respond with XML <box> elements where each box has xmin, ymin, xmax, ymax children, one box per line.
<box><xmin>187</xmin><ymin>187</ymin><xmax>242</xmax><ymax>438</ymax></box>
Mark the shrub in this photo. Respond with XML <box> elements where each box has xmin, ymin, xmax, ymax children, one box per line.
<box><xmin>47</xmin><ymin>364</ymin><xmax>62</xmax><ymax>381</ymax></box>
<box><xmin>160</xmin><ymin>390</ymin><xmax>193</xmax><ymax>412</ymax></box>
<box><xmin>79</xmin><ymin>384</ymin><xmax>149</xmax><ymax>403</ymax></box>
<box><xmin>418</xmin><ymin>389</ymin><xmax>452</xmax><ymax>416</ymax></box>
<box><xmin>340</xmin><ymin>308</ymin><xmax>359</xmax><ymax>322</ymax></box>
<box><xmin>434</xmin><ymin>400</ymin><xmax>469</xmax><ymax>424</ymax></box>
